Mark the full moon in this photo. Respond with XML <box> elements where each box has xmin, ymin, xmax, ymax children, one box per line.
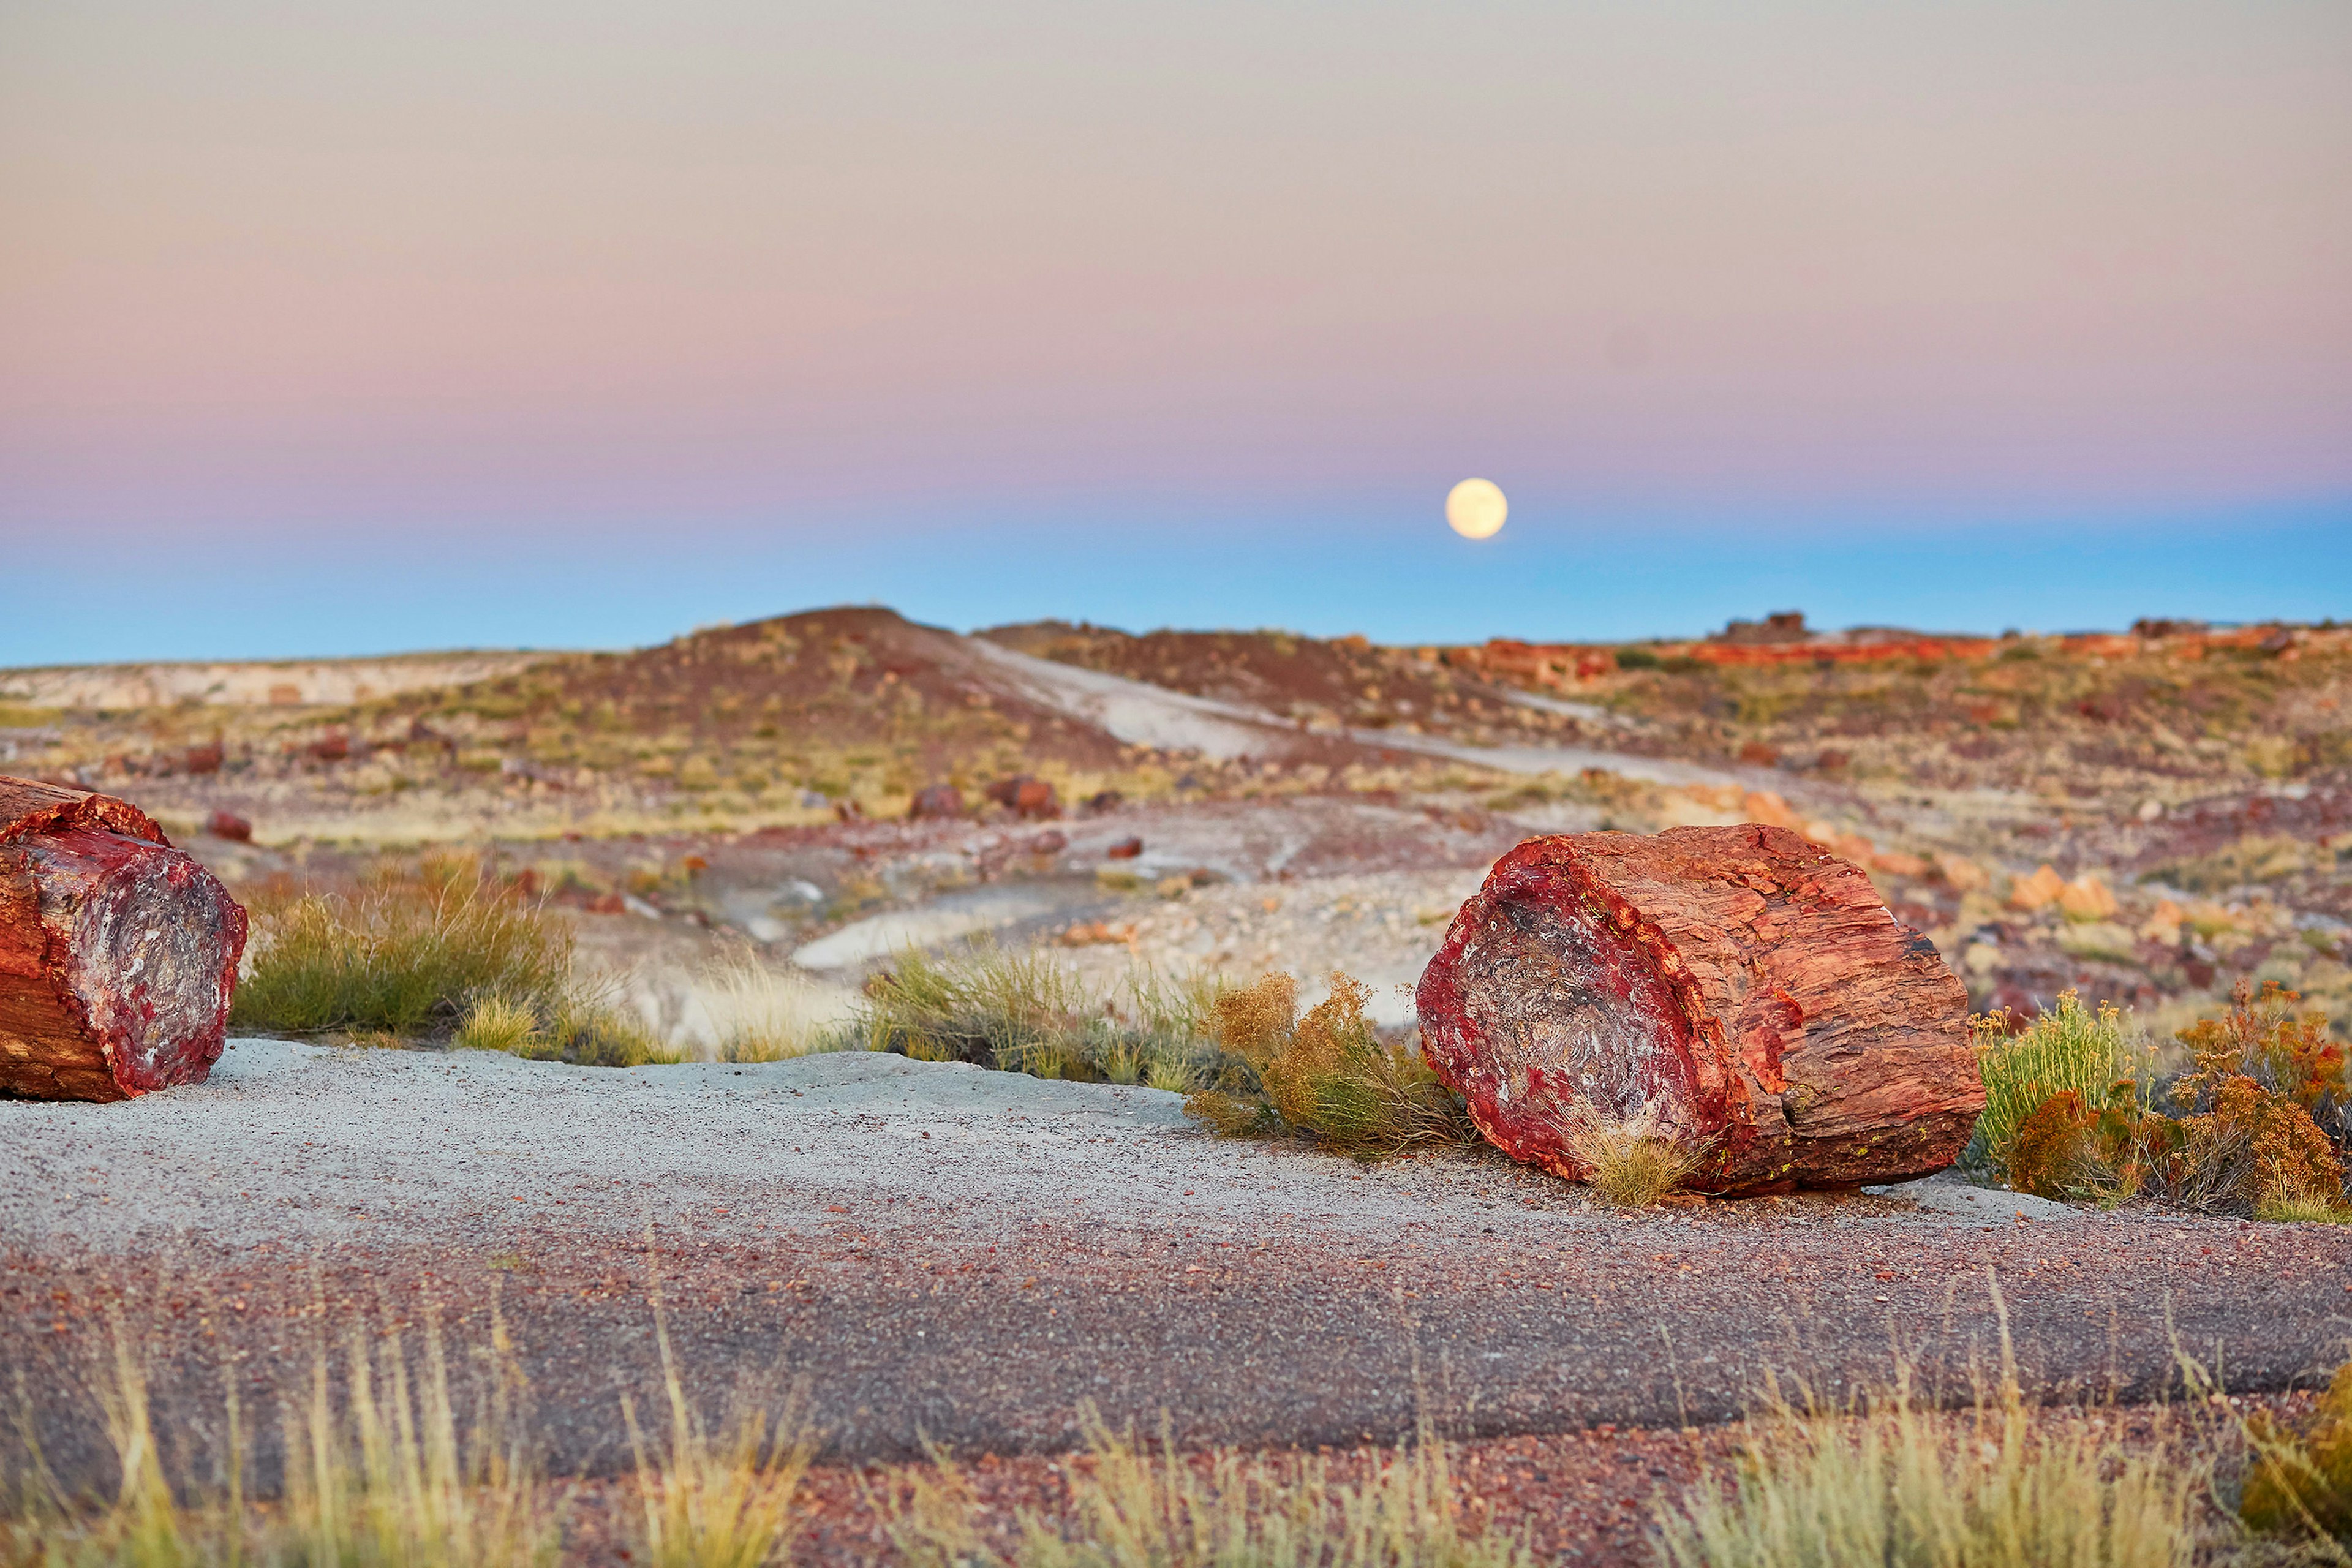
<box><xmin>1446</xmin><ymin>478</ymin><xmax>1507</xmax><ymax>540</ymax></box>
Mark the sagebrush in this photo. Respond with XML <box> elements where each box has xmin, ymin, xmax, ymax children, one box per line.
<box><xmin>1185</xmin><ymin>972</ymin><xmax>1475</xmax><ymax>1154</ymax></box>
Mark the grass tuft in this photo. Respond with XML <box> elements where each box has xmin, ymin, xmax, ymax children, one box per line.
<box><xmin>6</xmin><ymin>1297</ymin><xmax>555</xmax><ymax>1568</ymax></box>
<box><xmin>233</xmin><ymin>854</ymin><xmax>571</xmax><ymax>1039</ymax></box>
<box><xmin>698</xmin><ymin>949</ymin><xmax>844</xmax><ymax>1062</ymax></box>
<box><xmin>1561</xmin><ymin>1108</ymin><xmax>1705</xmax><ymax>1207</ymax></box>
<box><xmin>856</xmin><ymin>946</ymin><xmax>1225</xmax><ymax>1090</ymax></box>
<box><xmin>455</xmin><ymin>993</ymin><xmax>543</xmax><ymax>1055</ymax></box>
<box><xmin>884</xmin><ymin>1406</ymin><xmax>1523</xmax><ymax>1568</ymax></box>
<box><xmin>624</xmin><ymin>1289</ymin><xmax>814</xmax><ymax>1568</ymax></box>
<box><xmin>1656</xmin><ymin>1292</ymin><xmax>2202</xmax><ymax>1568</ymax></box>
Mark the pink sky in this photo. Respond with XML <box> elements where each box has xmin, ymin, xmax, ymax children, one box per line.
<box><xmin>1</xmin><ymin>2</ymin><xmax>2346</xmax><ymax>661</ymax></box>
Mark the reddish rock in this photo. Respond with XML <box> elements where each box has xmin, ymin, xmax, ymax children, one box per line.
<box><xmin>1415</xmin><ymin>826</ymin><xmax>1980</xmax><ymax>1194</ymax></box>
<box><xmin>984</xmin><ymin>776</ymin><xmax>1061</xmax><ymax>820</ymax></box>
<box><xmin>1106</xmin><ymin>836</ymin><xmax>1144</xmax><ymax>859</ymax></box>
<box><xmin>1027</xmin><ymin>830</ymin><xmax>1068</xmax><ymax>856</ymax></box>
<box><xmin>181</xmin><ymin>741</ymin><xmax>225</xmax><ymax>776</ymax></box>
<box><xmin>907</xmin><ymin>785</ymin><xmax>966</xmax><ymax>821</ymax></box>
<box><xmin>0</xmin><ymin>776</ymin><xmax>248</xmax><ymax>1101</ymax></box>
<box><xmin>586</xmin><ymin>892</ymin><xmax>626</xmax><ymax>915</ymax></box>
<box><xmin>204</xmin><ymin>810</ymin><xmax>253</xmax><ymax>843</ymax></box>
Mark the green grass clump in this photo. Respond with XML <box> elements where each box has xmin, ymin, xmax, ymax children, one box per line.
<box><xmin>856</xmin><ymin>946</ymin><xmax>1224</xmax><ymax>1090</ymax></box>
<box><xmin>454</xmin><ymin>993</ymin><xmax>543</xmax><ymax>1054</ymax></box>
<box><xmin>2252</xmin><ymin>1190</ymin><xmax>2352</xmax><ymax>1224</ymax></box>
<box><xmin>233</xmin><ymin>853</ymin><xmax>571</xmax><ymax>1038</ymax></box>
<box><xmin>886</xmin><ymin>1407</ymin><xmax>1523</xmax><ymax>1568</ymax></box>
<box><xmin>1185</xmin><ymin>973</ymin><xmax>1475</xmax><ymax>1154</ymax></box>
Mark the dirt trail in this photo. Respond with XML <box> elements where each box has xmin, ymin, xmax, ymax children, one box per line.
<box><xmin>7</xmin><ymin>1042</ymin><xmax>2346</xmax><ymax>1494</ymax></box>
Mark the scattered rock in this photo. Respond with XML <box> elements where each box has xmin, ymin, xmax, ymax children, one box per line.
<box><xmin>1416</xmin><ymin>825</ymin><xmax>1981</xmax><ymax>1194</ymax></box>
<box><xmin>1106</xmin><ymin>836</ymin><xmax>1144</xmax><ymax>859</ymax></box>
<box><xmin>907</xmin><ymin>785</ymin><xmax>966</xmax><ymax>821</ymax></box>
<box><xmin>984</xmin><ymin>776</ymin><xmax>1062</xmax><ymax>820</ymax></box>
<box><xmin>1027</xmin><ymin>830</ymin><xmax>1068</xmax><ymax>856</ymax></box>
<box><xmin>2008</xmin><ymin>864</ymin><xmax>2067</xmax><ymax>910</ymax></box>
<box><xmin>205</xmin><ymin>810</ymin><xmax>253</xmax><ymax>843</ymax></box>
<box><xmin>1058</xmin><ymin>921</ymin><xmax>1137</xmax><ymax>948</ymax></box>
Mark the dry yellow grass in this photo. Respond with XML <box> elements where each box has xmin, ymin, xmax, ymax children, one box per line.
<box><xmin>884</xmin><ymin>1408</ymin><xmax>1523</xmax><ymax>1568</ymax></box>
<box><xmin>1561</xmin><ymin>1109</ymin><xmax>1705</xmax><ymax>1207</ymax></box>
<box><xmin>1656</xmin><ymin>1288</ymin><xmax>2205</xmax><ymax>1568</ymax></box>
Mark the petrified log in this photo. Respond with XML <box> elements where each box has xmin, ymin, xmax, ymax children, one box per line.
<box><xmin>0</xmin><ymin>776</ymin><xmax>247</xmax><ymax>1101</ymax></box>
<box><xmin>1415</xmin><ymin>825</ymin><xmax>1980</xmax><ymax>1194</ymax></box>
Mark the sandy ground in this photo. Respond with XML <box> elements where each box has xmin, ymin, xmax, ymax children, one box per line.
<box><xmin>7</xmin><ymin>1040</ymin><xmax>2347</xmax><ymax>1501</ymax></box>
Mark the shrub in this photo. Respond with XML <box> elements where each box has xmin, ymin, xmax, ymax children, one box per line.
<box><xmin>1999</xmin><ymin>1083</ymin><xmax>2179</xmax><ymax>1204</ymax></box>
<box><xmin>1185</xmin><ymin>973</ymin><xmax>1475</xmax><ymax>1154</ymax></box>
<box><xmin>233</xmin><ymin>854</ymin><xmax>571</xmax><ymax>1037</ymax></box>
<box><xmin>2169</xmin><ymin>980</ymin><xmax>2348</xmax><ymax>1215</ymax></box>
<box><xmin>1985</xmin><ymin>982</ymin><xmax>2350</xmax><ymax>1216</ymax></box>
<box><xmin>1614</xmin><ymin>647</ymin><xmax>1661</xmax><ymax>671</ymax></box>
<box><xmin>2242</xmin><ymin>1359</ymin><xmax>2352</xmax><ymax>1545</ymax></box>
<box><xmin>1970</xmin><ymin>991</ymin><xmax>2149</xmax><ymax>1179</ymax></box>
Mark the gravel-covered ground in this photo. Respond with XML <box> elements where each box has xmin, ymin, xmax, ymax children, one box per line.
<box><xmin>6</xmin><ymin>1039</ymin><xmax>2347</xmax><ymax>1507</ymax></box>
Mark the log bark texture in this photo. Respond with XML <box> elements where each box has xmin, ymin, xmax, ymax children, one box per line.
<box><xmin>1</xmin><ymin>776</ymin><xmax>247</xmax><ymax>1101</ymax></box>
<box><xmin>1415</xmin><ymin>825</ymin><xmax>1981</xmax><ymax>1194</ymax></box>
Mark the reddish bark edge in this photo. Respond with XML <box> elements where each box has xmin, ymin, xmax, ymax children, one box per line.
<box><xmin>1415</xmin><ymin>825</ymin><xmax>1983</xmax><ymax>1195</ymax></box>
<box><xmin>0</xmin><ymin>775</ymin><xmax>171</xmax><ymax>848</ymax></box>
<box><xmin>1</xmin><ymin>775</ymin><xmax>244</xmax><ymax>1102</ymax></box>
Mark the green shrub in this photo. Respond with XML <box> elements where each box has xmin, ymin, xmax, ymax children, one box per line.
<box><xmin>1185</xmin><ymin>973</ymin><xmax>1474</xmax><ymax>1154</ymax></box>
<box><xmin>1983</xmin><ymin>982</ymin><xmax>2351</xmax><ymax>1216</ymax></box>
<box><xmin>1614</xmin><ymin>647</ymin><xmax>1661</xmax><ymax>671</ymax></box>
<box><xmin>1969</xmin><ymin>991</ymin><xmax>2148</xmax><ymax>1179</ymax></box>
<box><xmin>232</xmin><ymin>854</ymin><xmax>571</xmax><ymax>1037</ymax></box>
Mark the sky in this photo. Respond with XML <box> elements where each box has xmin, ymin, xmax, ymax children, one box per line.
<box><xmin>4</xmin><ymin>1</ymin><xmax>2348</xmax><ymax>663</ymax></box>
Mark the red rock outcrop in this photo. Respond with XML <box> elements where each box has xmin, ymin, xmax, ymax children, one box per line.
<box><xmin>1415</xmin><ymin>826</ymin><xmax>1981</xmax><ymax>1194</ymax></box>
<box><xmin>1</xmin><ymin>777</ymin><xmax>248</xmax><ymax>1101</ymax></box>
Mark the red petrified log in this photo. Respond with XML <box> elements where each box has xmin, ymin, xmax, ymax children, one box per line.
<box><xmin>1415</xmin><ymin>826</ymin><xmax>1981</xmax><ymax>1194</ymax></box>
<box><xmin>0</xmin><ymin>776</ymin><xmax>248</xmax><ymax>1101</ymax></box>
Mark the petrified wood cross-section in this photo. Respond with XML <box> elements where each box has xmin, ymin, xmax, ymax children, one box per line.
<box><xmin>1</xmin><ymin>776</ymin><xmax>247</xmax><ymax>1101</ymax></box>
<box><xmin>1415</xmin><ymin>825</ymin><xmax>1981</xmax><ymax>1194</ymax></box>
